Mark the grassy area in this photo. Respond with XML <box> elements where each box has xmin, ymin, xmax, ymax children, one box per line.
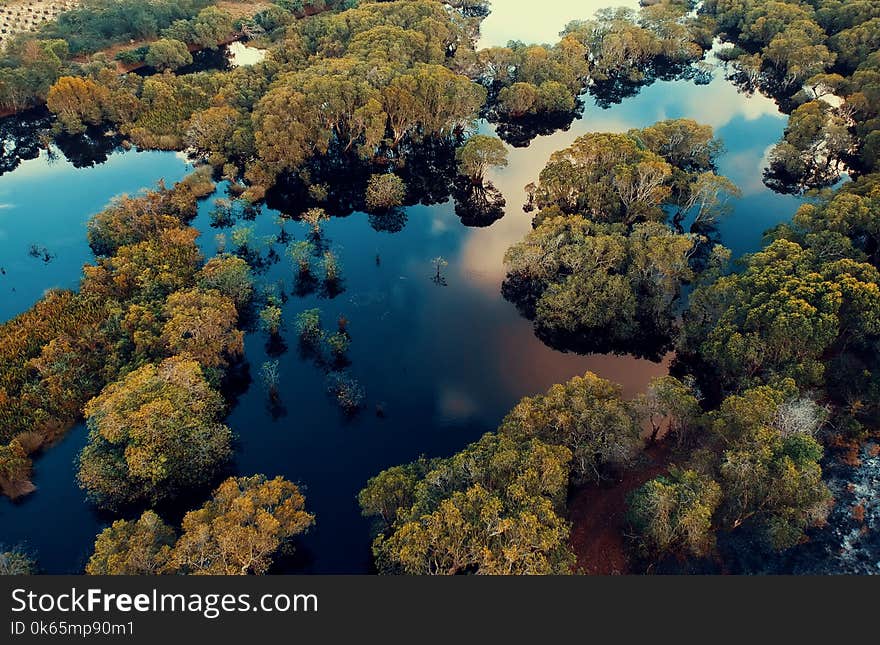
<box><xmin>216</xmin><ymin>0</ymin><xmax>272</xmax><ymax>20</ymax></box>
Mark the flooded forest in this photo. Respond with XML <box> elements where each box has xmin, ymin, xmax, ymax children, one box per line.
<box><xmin>1</xmin><ymin>0</ymin><xmax>879</xmax><ymax>575</ymax></box>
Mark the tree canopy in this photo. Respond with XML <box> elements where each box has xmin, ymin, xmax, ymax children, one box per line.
<box><xmin>87</xmin><ymin>475</ymin><xmax>315</xmax><ymax>575</ymax></box>
<box><xmin>361</xmin><ymin>431</ymin><xmax>574</xmax><ymax>575</ymax></box>
<box><xmin>78</xmin><ymin>356</ymin><xmax>233</xmax><ymax>509</ymax></box>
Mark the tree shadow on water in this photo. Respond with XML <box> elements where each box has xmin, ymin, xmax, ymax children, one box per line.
<box><xmin>492</xmin><ymin>109</ymin><xmax>581</xmax><ymax>148</ymax></box>
<box><xmin>453</xmin><ymin>179</ymin><xmax>507</xmax><ymax>228</ymax></box>
<box><xmin>368</xmin><ymin>207</ymin><xmax>408</xmax><ymax>233</ymax></box>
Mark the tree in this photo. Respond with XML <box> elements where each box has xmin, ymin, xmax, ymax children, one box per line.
<box><xmin>764</xmin><ymin>21</ymin><xmax>836</xmax><ymax>86</ymax></box>
<box><xmin>681</xmin><ymin>239</ymin><xmax>880</xmax><ymax>391</ymax></box>
<box><xmin>295</xmin><ymin>309</ymin><xmax>324</xmax><ymax>346</ymax></box>
<box><xmin>531</xmin><ymin>81</ymin><xmax>574</xmax><ymax>114</ymax></box>
<box><xmin>365</xmin><ymin>174</ymin><xmax>406</xmax><ymax>212</ymax></box>
<box><xmin>86</xmin><ymin>171</ymin><xmax>215</xmax><ymax>256</ymax></box>
<box><xmin>0</xmin><ymin>548</ymin><xmax>36</xmax><ymax>575</ymax></box>
<box><xmin>769</xmin><ymin>175</ymin><xmax>880</xmax><ymax>267</ymax></box>
<box><xmin>326</xmin><ymin>371</ymin><xmax>365</xmax><ymax>413</ymax></box>
<box><xmin>363</xmin><ymin>433</ymin><xmax>574</xmax><ymax>575</ymax></box>
<box><xmin>741</xmin><ymin>2</ymin><xmax>816</xmax><ymax>48</ymax></box>
<box><xmin>301</xmin><ymin>207</ymin><xmax>330</xmax><ymax>235</ymax></box>
<box><xmin>188</xmin><ymin>7</ymin><xmax>234</xmax><ymax>49</ymax></box>
<box><xmin>503</xmin><ymin>215</ymin><xmax>697</xmax><ymax>356</ymax></box>
<box><xmin>288</xmin><ymin>241</ymin><xmax>315</xmax><ymax>277</ymax></box>
<box><xmin>145</xmin><ymin>39</ymin><xmax>193</xmax><ymax>72</ymax></box>
<box><xmin>497</xmin><ymin>82</ymin><xmax>539</xmax><ymax>117</ymax></box>
<box><xmin>524</xmin><ymin>127</ymin><xmax>718</xmax><ymax>223</ymax></box>
<box><xmin>677</xmin><ymin>172</ymin><xmax>742</xmax><ymax>228</ymax></box>
<box><xmin>169</xmin><ymin>475</ymin><xmax>315</xmax><ymax>575</ymax></box>
<box><xmin>81</xmin><ymin>227</ymin><xmax>204</xmax><ymax>303</ymax></box>
<box><xmin>196</xmin><ymin>254</ymin><xmax>254</xmax><ymax>310</ymax></box>
<box><xmin>711</xmin><ymin>385</ymin><xmax>832</xmax><ymax>549</ymax></box>
<box><xmin>185</xmin><ymin>106</ymin><xmax>251</xmax><ymax>166</ymax></box>
<box><xmin>78</xmin><ymin>356</ymin><xmax>233</xmax><ymax>509</ymax></box>
<box><xmin>500</xmin><ymin>372</ymin><xmax>641</xmax><ymax>484</ymax></box>
<box><xmin>252</xmin><ymin>86</ymin><xmax>319</xmax><ymax>183</ymax></box>
<box><xmin>46</xmin><ymin>76</ymin><xmax>110</xmax><ymax>134</ymax></box>
<box><xmin>322</xmin><ymin>250</ymin><xmax>341</xmax><ymax>285</ymax></box>
<box><xmin>612</xmin><ymin>159</ymin><xmax>673</xmax><ymax>221</ymax></box>
<box><xmin>562</xmin><ymin>11</ymin><xmax>674</xmax><ymax>82</ymax></box>
<box><xmin>0</xmin><ymin>439</ymin><xmax>33</xmax><ymax>499</ymax></box>
<box><xmin>382</xmin><ymin>64</ymin><xmax>485</xmax><ymax>146</ymax></box>
<box><xmin>638</xmin><ymin>376</ymin><xmax>702</xmax><ymax>445</ymax></box>
<box><xmin>161</xmin><ymin>288</ymin><xmax>244</xmax><ymax>375</ymax></box>
<box><xmin>628</xmin><ymin>468</ymin><xmax>722</xmax><ymax>559</ymax></box>
<box><xmin>765</xmin><ymin>100</ymin><xmax>853</xmax><ymax>191</ymax></box>
<box><xmin>632</xmin><ymin>119</ymin><xmax>721</xmax><ymax>171</ymax></box>
<box><xmin>86</xmin><ymin>511</ymin><xmax>175</xmax><ymax>575</ymax></box>
<box><xmin>455</xmin><ymin>135</ymin><xmax>508</xmax><ymax>184</ymax></box>
<box><xmin>376</xmin><ymin>483</ymin><xmax>572</xmax><ymax>575</ymax></box>
<box><xmin>358</xmin><ymin>461</ymin><xmax>429</xmax><ymax>529</ymax></box>
<box><xmin>259</xmin><ymin>305</ymin><xmax>283</xmax><ymax>337</ymax></box>
<box><xmin>831</xmin><ymin>18</ymin><xmax>880</xmax><ymax>73</ymax></box>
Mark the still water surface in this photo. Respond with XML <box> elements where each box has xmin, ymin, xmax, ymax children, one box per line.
<box><xmin>0</xmin><ymin>2</ymin><xmax>802</xmax><ymax>572</ymax></box>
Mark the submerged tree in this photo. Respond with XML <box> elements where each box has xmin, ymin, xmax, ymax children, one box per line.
<box><xmin>301</xmin><ymin>207</ymin><xmax>330</xmax><ymax>237</ymax></box>
<box><xmin>196</xmin><ymin>255</ymin><xmax>254</xmax><ymax>311</ymax></box>
<box><xmin>365</xmin><ymin>174</ymin><xmax>407</xmax><ymax>212</ymax></box>
<box><xmin>326</xmin><ymin>371</ymin><xmax>365</xmax><ymax>414</ymax></box>
<box><xmin>455</xmin><ymin>135</ymin><xmax>509</xmax><ymax>185</ymax></box>
<box><xmin>260</xmin><ymin>300</ymin><xmax>283</xmax><ymax>333</ymax></box>
<box><xmin>295</xmin><ymin>308</ymin><xmax>324</xmax><ymax>348</ymax></box>
<box><xmin>431</xmin><ymin>256</ymin><xmax>448</xmax><ymax>286</ymax></box>
<box><xmin>288</xmin><ymin>240</ymin><xmax>315</xmax><ymax>277</ymax></box>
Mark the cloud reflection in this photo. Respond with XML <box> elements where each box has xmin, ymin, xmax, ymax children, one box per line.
<box><xmin>478</xmin><ymin>0</ymin><xmax>641</xmax><ymax>48</ymax></box>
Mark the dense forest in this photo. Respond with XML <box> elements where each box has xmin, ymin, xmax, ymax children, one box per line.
<box><xmin>0</xmin><ymin>0</ymin><xmax>878</xmax><ymax>574</ymax></box>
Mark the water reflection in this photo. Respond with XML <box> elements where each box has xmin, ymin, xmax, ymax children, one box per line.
<box><xmin>0</xmin><ymin>143</ymin><xmax>192</xmax><ymax>322</ymax></box>
<box><xmin>460</xmin><ymin>72</ymin><xmax>798</xmax><ymax>298</ymax></box>
<box><xmin>0</xmin><ymin>109</ymin><xmax>125</xmax><ymax>176</ymax></box>
<box><xmin>452</xmin><ymin>180</ymin><xmax>506</xmax><ymax>227</ymax></box>
<box><xmin>478</xmin><ymin>0</ymin><xmax>641</xmax><ymax>47</ymax></box>
<box><xmin>228</xmin><ymin>41</ymin><xmax>267</xmax><ymax>67</ymax></box>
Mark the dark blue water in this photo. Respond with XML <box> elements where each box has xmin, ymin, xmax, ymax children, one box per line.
<box><xmin>0</xmin><ymin>62</ymin><xmax>803</xmax><ymax>573</ymax></box>
<box><xmin>0</xmin><ymin>147</ymin><xmax>193</xmax><ymax>321</ymax></box>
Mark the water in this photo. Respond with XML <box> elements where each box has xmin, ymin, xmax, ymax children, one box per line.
<box><xmin>227</xmin><ymin>41</ymin><xmax>266</xmax><ymax>67</ymax></box>
<box><xmin>478</xmin><ymin>0</ymin><xmax>642</xmax><ymax>47</ymax></box>
<box><xmin>0</xmin><ymin>3</ymin><xmax>803</xmax><ymax>573</ymax></box>
<box><xmin>0</xmin><ymin>145</ymin><xmax>193</xmax><ymax>321</ymax></box>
